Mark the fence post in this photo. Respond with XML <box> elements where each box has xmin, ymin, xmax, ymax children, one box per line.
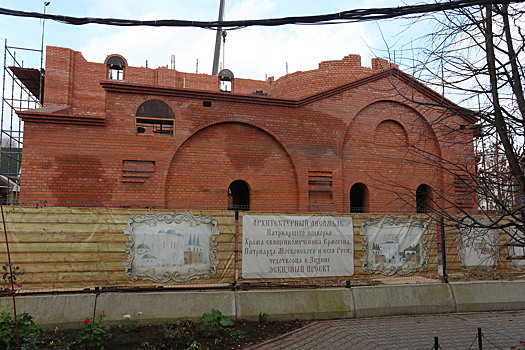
<box><xmin>233</xmin><ymin>209</ymin><xmax>239</xmax><ymax>286</ymax></box>
<box><xmin>434</xmin><ymin>336</ymin><xmax>439</xmax><ymax>350</ymax></box>
<box><xmin>440</xmin><ymin>216</ymin><xmax>448</xmax><ymax>283</ymax></box>
<box><xmin>478</xmin><ymin>328</ymin><xmax>482</xmax><ymax>350</ymax></box>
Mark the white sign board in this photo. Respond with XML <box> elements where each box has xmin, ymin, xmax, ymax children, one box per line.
<box><xmin>242</xmin><ymin>215</ymin><xmax>354</xmax><ymax>279</ymax></box>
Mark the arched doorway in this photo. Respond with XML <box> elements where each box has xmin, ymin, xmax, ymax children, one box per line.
<box><xmin>416</xmin><ymin>184</ymin><xmax>433</xmax><ymax>213</ymax></box>
<box><xmin>350</xmin><ymin>183</ymin><xmax>369</xmax><ymax>213</ymax></box>
<box><xmin>228</xmin><ymin>180</ymin><xmax>250</xmax><ymax>211</ymax></box>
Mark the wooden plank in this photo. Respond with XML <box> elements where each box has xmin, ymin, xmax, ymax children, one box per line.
<box><xmin>3</xmin><ymin>248</ymin><xmax>234</xmax><ymax>260</ymax></box>
<box><xmin>1</xmin><ymin>236</ymin><xmax>234</xmax><ymax>248</ymax></box>
<box><xmin>2</xmin><ymin>209</ymin><xmax>236</xmax><ymax>233</ymax></box>
<box><xmin>3</xmin><ymin>206</ymin><xmax>236</xmax><ymax>220</ymax></box>
<box><xmin>20</xmin><ymin>269</ymin><xmax>234</xmax><ymax>287</ymax></box>
<box><xmin>2</xmin><ymin>223</ymin><xmax>234</xmax><ymax>235</ymax></box>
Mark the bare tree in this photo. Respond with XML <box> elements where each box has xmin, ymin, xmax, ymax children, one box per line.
<box><xmin>378</xmin><ymin>3</ymin><xmax>525</xmax><ymax>251</ymax></box>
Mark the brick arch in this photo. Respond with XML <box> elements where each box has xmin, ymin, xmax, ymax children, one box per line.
<box><xmin>343</xmin><ymin>99</ymin><xmax>441</xmax><ymax>154</ymax></box>
<box><xmin>374</xmin><ymin>119</ymin><xmax>408</xmax><ymax>148</ymax></box>
<box><xmin>164</xmin><ymin>122</ymin><xmax>299</xmax><ymax>211</ymax></box>
<box><xmin>104</xmin><ymin>54</ymin><xmax>128</xmax><ymax>80</ymax></box>
<box><xmin>159</xmin><ymin>117</ymin><xmax>300</xmax><ymax>186</ymax></box>
<box><xmin>104</xmin><ymin>54</ymin><xmax>128</xmax><ymax>67</ymax></box>
<box><xmin>132</xmin><ymin>96</ymin><xmax>174</xmax><ymax>114</ymax></box>
<box><xmin>342</xmin><ymin>100</ymin><xmax>443</xmax><ymax>212</ymax></box>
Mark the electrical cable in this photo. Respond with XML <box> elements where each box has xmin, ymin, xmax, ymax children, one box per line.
<box><xmin>0</xmin><ymin>0</ymin><xmax>523</xmax><ymax>29</ymax></box>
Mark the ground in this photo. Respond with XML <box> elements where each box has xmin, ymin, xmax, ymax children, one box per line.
<box><xmin>44</xmin><ymin>318</ymin><xmax>309</xmax><ymax>349</ymax></box>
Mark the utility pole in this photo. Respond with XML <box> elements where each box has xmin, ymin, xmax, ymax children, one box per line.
<box><xmin>39</xmin><ymin>1</ymin><xmax>50</xmax><ymax>105</ymax></box>
<box><xmin>212</xmin><ymin>0</ymin><xmax>225</xmax><ymax>75</ymax></box>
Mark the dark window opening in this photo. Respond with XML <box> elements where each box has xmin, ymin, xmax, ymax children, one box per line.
<box><xmin>136</xmin><ymin>118</ymin><xmax>174</xmax><ymax>134</ymax></box>
<box><xmin>350</xmin><ymin>183</ymin><xmax>368</xmax><ymax>213</ymax></box>
<box><xmin>416</xmin><ymin>184</ymin><xmax>433</xmax><ymax>213</ymax></box>
<box><xmin>107</xmin><ymin>56</ymin><xmax>126</xmax><ymax>80</ymax></box>
<box><xmin>228</xmin><ymin>180</ymin><xmax>250</xmax><ymax>211</ymax></box>
<box><xmin>135</xmin><ymin>99</ymin><xmax>174</xmax><ymax>135</ymax></box>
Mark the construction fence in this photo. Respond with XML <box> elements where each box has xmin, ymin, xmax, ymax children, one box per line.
<box><xmin>0</xmin><ymin>206</ymin><xmax>522</xmax><ymax>293</ymax></box>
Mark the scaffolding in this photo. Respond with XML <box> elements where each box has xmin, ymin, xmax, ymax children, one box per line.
<box><xmin>0</xmin><ymin>40</ymin><xmax>43</xmax><ymax>205</ymax></box>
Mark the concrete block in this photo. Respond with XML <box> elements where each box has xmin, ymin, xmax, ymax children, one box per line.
<box><xmin>236</xmin><ymin>288</ymin><xmax>354</xmax><ymax>321</ymax></box>
<box><xmin>95</xmin><ymin>291</ymin><xmax>236</xmax><ymax>324</ymax></box>
<box><xmin>0</xmin><ymin>294</ymin><xmax>96</xmax><ymax>329</ymax></box>
<box><xmin>352</xmin><ymin>283</ymin><xmax>455</xmax><ymax>318</ymax></box>
<box><xmin>450</xmin><ymin>281</ymin><xmax>525</xmax><ymax>312</ymax></box>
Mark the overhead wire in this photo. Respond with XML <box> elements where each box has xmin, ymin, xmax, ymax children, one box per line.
<box><xmin>0</xmin><ymin>0</ymin><xmax>523</xmax><ymax>30</ymax></box>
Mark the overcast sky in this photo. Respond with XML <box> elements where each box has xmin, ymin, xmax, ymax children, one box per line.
<box><xmin>0</xmin><ymin>0</ymin><xmax>428</xmax><ymax>80</ymax></box>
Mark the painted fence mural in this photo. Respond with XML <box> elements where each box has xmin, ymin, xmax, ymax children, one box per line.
<box><xmin>123</xmin><ymin>213</ymin><xmax>220</xmax><ymax>283</ymax></box>
<box><xmin>456</xmin><ymin>223</ymin><xmax>499</xmax><ymax>271</ymax></box>
<box><xmin>444</xmin><ymin>218</ymin><xmax>521</xmax><ymax>276</ymax></box>
<box><xmin>0</xmin><ymin>207</ymin><xmax>522</xmax><ymax>290</ymax></box>
<box><xmin>239</xmin><ymin>213</ymin><xmax>440</xmax><ymax>282</ymax></box>
<box><xmin>0</xmin><ymin>207</ymin><xmax>236</xmax><ymax>289</ymax></box>
<box><xmin>361</xmin><ymin>216</ymin><xmax>428</xmax><ymax>276</ymax></box>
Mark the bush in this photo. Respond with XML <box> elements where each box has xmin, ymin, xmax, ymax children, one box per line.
<box><xmin>163</xmin><ymin>322</ymin><xmax>195</xmax><ymax>347</ymax></box>
<box><xmin>0</xmin><ymin>312</ymin><xmax>42</xmax><ymax>350</ymax></box>
<box><xmin>258</xmin><ymin>312</ymin><xmax>268</xmax><ymax>325</ymax></box>
<box><xmin>75</xmin><ymin>313</ymin><xmax>112</xmax><ymax>350</ymax></box>
<box><xmin>196</xmin><ymin>309</ymin><xmax>234</xmax><ymax>339</ymax></box>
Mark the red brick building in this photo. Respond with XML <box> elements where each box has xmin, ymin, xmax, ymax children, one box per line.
<box><xmin>17</xmin><ymin>46</ymin><xmax>476</xmax><ymax>213</ymax></box>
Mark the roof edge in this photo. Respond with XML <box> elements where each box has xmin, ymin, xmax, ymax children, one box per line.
<box><xmin>17</xmin><ymin>111</ymin><xmax>105</xmax><ymax>126</ymax></box>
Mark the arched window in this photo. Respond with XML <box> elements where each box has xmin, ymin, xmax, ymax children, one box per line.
<box><xmin>350</xmin><ymin>183</ymin><xmax>368</xmax><ymax>213</ymax></box>
<box><xmin>219</xmin><ymin>69</ymin><xmax>234</xmax><ymax>92</ymax></box>
<box><xmin>135</xmin><ymin>99</ymin><xmax>174</xmax><ymax>135</ymax></box>
<box><xmin>228</xmin><ymin>180</ymin><xmax>250</xmax><ymax>211</ymax></box>
<box><xmin>416</xmin><ymin>184</ymin><xmax>433</xmax><ymax>213</ymax></box>
<box><xmin>106</xmin><ymin>55</ymin><xmax>126</xmax><ymax>80</ymax></box>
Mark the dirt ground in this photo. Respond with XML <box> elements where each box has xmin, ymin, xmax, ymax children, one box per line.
<box><xmin>46</xmin><ymin>318</ymin><xmax>309</xmax><ymax>349</ymax></box>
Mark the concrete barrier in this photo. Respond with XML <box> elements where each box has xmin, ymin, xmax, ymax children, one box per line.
<box><xmin>2</xmin><ymin>281</ymin><xmax>525</xmax><ymax>329</ymax></box>
<box><xmin>95</xmin><ymin>291</ymin><xmax>236</xmax><ymax>324</ymax></box>
<box><xmin>236</xmin><ymin>288</ymin><xmax>354</xmax><ymax>321</ymax></box>
<box><xmin>450</xmin><ymin>281</ymin><xmax>525</xmax><ymax>312</ymax></box>
<box><xmin>0</xmin><ymin>294</ymin><xmax>96</xmax><ymax>329</ymax></box>
<box><xmin>352</xmin><ymin>284</ymin><xmax>456</xmax><ymax>317</ymax></box>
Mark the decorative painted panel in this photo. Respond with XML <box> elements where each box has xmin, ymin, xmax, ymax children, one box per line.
<box><xmin>123</xmin><ymin>212</ymin><xmax>220</xmax><ymax>283</ymax></box>
<box><xmin>361</xmin><ymin>216</ymin><xmax>428</xmax><ymax>275</ymax></box>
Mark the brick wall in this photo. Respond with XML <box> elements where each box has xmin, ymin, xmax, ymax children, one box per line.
<box><xmin>17</xmin><ymin>47</ymin><xmax>476</xmax><ymax>213</ymax></box>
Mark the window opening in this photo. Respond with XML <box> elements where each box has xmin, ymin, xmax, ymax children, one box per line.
<box><xmin>228</xmin><ymin>180</ymin><xmax>250</xmax><ymax>211</ymax></box>
<box><xmin>135</xmin><ymin>99</ymin><xmax>174</xmax><ymax>135</ymax></box>
<box><xmin>350</xmin><ymin>183</ymin><xmax>369</xmax><ymax>213</ymax></box>
<box><xmin>107</xmin><ymin>56</ymin><xmax>126</xmax><ymax>80</ymax></box>
<box><xmin>218</xmin><ymin>69</ymin><xmax>234</xmax><ymax>92</ymax></box>
<box><xmin>416</xmin><ymin>184</ymin><xmax>433</xmax><ymax>213</ymax></box>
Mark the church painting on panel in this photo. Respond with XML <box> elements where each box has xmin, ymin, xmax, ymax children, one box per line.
<box><xmin>123</xmin><ymin>212</ymin><xmax>220</xmax><ymax>283</ymax></box>
<box><xmin>457</xmin><ymin>222</ymin><xmax>499</xmax><ymax>270</ymax></box>
<box><xmin>361</xmin><ymin>216</ymin><xmax>428</xmax><ymax>276</ymax></box>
